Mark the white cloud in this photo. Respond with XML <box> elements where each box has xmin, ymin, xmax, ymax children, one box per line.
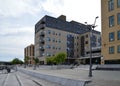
<box><xmin>0</xmin><ymin>26</ymin><xmax>34</xmax><ymax>61</ymax></box>
<box><xmin>41</xmin><ymin>0</ymin><xmax>64</xmax><ymax>16</ymax></box>
<box><xmin>0</xmin><ymin>0</ymin><xmax>42</xmax><ymax>17</ymax></box>
<box><xmin>41</xmin><ymin>0</ymin><xmax>101</xmax><ymax>31</ymax></box>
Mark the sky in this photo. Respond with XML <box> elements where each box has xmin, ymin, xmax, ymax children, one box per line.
<box><xmin>0</xmin><ymin>0</ymin><xmax>101</xmax><ymax>61</ymax></box>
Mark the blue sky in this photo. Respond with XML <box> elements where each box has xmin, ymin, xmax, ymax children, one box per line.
<box><xmin>0</xmin><ymin>0</ymin><xmax>101</xmax><ymax>61</ymax></box>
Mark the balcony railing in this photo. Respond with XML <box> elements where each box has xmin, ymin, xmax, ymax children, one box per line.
<box><xmin>40</xmin><ymin>31</ymin><xmax>45</xmax><ymax>37</ymax></box>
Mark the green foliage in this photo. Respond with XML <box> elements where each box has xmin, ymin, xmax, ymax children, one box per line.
<box><xmin>46</xmin><ymin>52</ymin><xmax>66</xmax><ymax>65</ymax></box>
<box><xmin>33</xmin><ymin>58</ymin><xmax>39</xmax><ymax>64</ymax></box>
<box><xmin>24</xmin><ymin>56</ymin><xmax>29</xmax><ymax>64</ymax></box>
<box><xmin>55</xmin><ymin>52</ymin><xmax>67</xmax><ymax>64</ymax></box>
<box><xmin>46</xmin><ymin>56</ymin><xmax>56</xmax><ymax>65</ymax></box>
<box><xmin>11</xmin><ymin>58</ymin><xmax>23</xmax><ymax>64</ymax></box>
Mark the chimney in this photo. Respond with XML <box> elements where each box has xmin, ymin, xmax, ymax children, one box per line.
<box><xmin>57</xmin><ymin>15</ymin><xmax>66</xmax><ymax>21</ymax></box>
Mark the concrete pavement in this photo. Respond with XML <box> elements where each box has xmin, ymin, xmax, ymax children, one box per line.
<box><xmin>0</xmin><ymin>70</ymin><xmax>63</xmax><ymax>86</ymax></box>
<box><xmin>18</xmin><ymin>65</ymin><xmax>120</xmax><ymax>86</ymax></box>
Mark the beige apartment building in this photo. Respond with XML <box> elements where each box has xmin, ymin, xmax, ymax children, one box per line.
<box><xmin>80</xmin><ymin>32</ymin><xmax>101</xmax><ymax>64</ymax></box>
<box><xmin>24</xmin><ymin>44</ymin><xmax>34</xmax><ymax>64</ymax></box>
<box><xmin>101</xmin><ymin>0</ymin><xmax>120</xmax><ymax>64</ymax></box>
<box><xmin>35</xmin><ymin>15</ymin><xmax>101</xmax><ymax>64</ymax></box>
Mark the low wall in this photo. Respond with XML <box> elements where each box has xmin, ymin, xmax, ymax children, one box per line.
<box><xmin>18</xmin><ymin>68</ymin><xmax>88</xmax><ymax>86</ymax></box>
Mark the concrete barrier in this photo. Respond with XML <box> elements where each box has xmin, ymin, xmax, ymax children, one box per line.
<box><xmin>18</xmin><ymin>68</ymin><xmax>89</xmax><ymax>86</ymax></box>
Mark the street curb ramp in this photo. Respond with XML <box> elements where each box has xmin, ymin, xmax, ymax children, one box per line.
<box><xmin>18</xmin><ymin>68</ymin><xmax>89</xmax><ymax>86</ymax></box>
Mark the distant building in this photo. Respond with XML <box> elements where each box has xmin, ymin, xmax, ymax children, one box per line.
<box><xmin>35</xmin><ymin>15</ymin><xmax>101</xmax><ymax>64</ymax></box>
<box><xmin>101</xmin><ymin>0</ymin><xmax>120</xmax><ymax>64</ymax></box>
<box><xmin>24</xmin><ymin>44</ymin><xmax>34</xmax><ymax>64</ymax></box>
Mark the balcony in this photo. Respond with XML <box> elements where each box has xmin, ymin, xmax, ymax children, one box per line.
<box><xmin>41</xmin><ymin>21</ymin><xmax>45</xmax><ymax>24</ymax></box>
<box><xmin>40</xmin><ymin>47</ymin><xmax>45</xmax><ymax>51</ymax></box>
<box><xmin>40</xmin><ymin>39</ymin><xmax>45</xmax><ymax>44</ymax></box>
<box><xmin>85</xmin><ymin>53</ymin><xmax>101</xmax><ymax>58</ymax></box>
<box><xmin>40</xmin><ymin>31</ymin><xmax>45</xmax><ymax>37</ymax></box>
<box><xmin>40</xmin><ymin>24</ymin><xmax>45</xmax><ymax>30</ymax></box>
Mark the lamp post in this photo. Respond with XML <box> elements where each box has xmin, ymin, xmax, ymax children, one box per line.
<box><xmin>85</xmin><ymin>16</ymin><xmax>98</xmax><ymax>77</ymax></box>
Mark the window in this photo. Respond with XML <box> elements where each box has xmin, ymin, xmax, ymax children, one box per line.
<box><xmin>58</xmin><ymin>39</ymin><xmax>61</xmax><ymax>43</ymax></box>
<box><xmin>59</xmin><ymin>47</ymin><xmax>61</xmax><ymax>50</ymax></box>
<box><xmin>46</xmin><ymin>37</ymin><xmax>51</xmax><ymax>41</ymax></box>
<box><xmin>108</xmin><ymin>0</ymin><xmax>114</xmax><ymax>11</ymax></box>
<box><xmin>91</xmin><ymin>35</ymin><xmax>97</xmax><ymax>47</ymax></box>
<box><xmin>46</xmin><ymin>45</ymin><xmax>51</xmax><ymax>49</ymax></box>
<box><xmin>109</xmin><ymin>15</ymin><xmax>114</xmax><ymax>27</ymax></box>
<box><xmin>98</xmin><ymin>37</ymin><xmax>101</xmax><ymax>46</ymax></box>
<box><xmin>117</xmin><ymin>13</ymin><xmax>120</xmax><ymax>24</ymax></box>
<box><xmin>85</xmin><ymin>41</ymin><xmax>88</xmax><ymax>44</ymax></box>
<box><xmin>53</xmin><ymin>38</ymin><xmax>55</xmax><ymax>42</ymax></box>
<box><xmin>118</xmin><ymin>45</ymin><xmax>120</xmax><ymax>53</ymax></box>
<box><xmin>53</xmin><ymin>46</ymin><xmax>55</xmax><ymax>49</ymax></box>
<box><xmin>109</xmin><ymin>46</ymin><xmax>114</xmax><ymax>54</ymax></box>
<box><xmin>117</xmin><ymin>0</ymin><xmax>120</xmax><ymax>8</ymax></box>
<box><xmin>109</xmin><ymin>32</ymin><xmax>114</xmax><ymax>41</ymax></box>
<box><xmin>47</xmin><ymin>30</ymin><xmax>51</xmax><ymax>34</ymax></box>
<box><xmin>117</xmin><ymin>31</ymin><xmax>120</xmax><ymax>40</ymax></box>
<box><xmin>59</xmin><ymin>33</ymin><xmax>61</xmax><ymax>36</ymax></box>
<box><xmin>53</xmin><ymin>31</ymin><xmax>55</xmax><ymax>35</ymax></box>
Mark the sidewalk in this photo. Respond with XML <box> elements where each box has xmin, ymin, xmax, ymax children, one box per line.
<box><xmin>18</xmin><ymin>66</ymin><xmax>120</xmax><ymax>86</ymax></box>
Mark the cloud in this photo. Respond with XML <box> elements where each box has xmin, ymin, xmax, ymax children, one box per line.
<box><xmin>41</xmin><ymin>0</ymin><xmax>101</xmax><ymax>31</ymax></box>
<box><xmin>41</xmin><ymin>0</ymin><xmax>64</xmax><ymax>16</ymax></box>
<box><xmin>0</xmin><ymin>26</ymin><xmax>34</xmax><ymax>61</ymax></box>
<box><xmin>0</xmin><ymin>0</ymin><xmax>43</xmax><ymax>17</ymax></box>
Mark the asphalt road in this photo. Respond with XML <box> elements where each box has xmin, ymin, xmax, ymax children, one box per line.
<box><xmin>0</xmin><ymin>70</ymin><xmax>62</xmax><ymax>86</ymax></box>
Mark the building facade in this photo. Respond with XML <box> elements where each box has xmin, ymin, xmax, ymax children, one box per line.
<box><xmin>35</xmin><ymin>15</ymin><xmax>101</xmax><ymax>64</ymax></box>
<box><xmin>101</xmin><ymin>0</ymin><xmax>120</xmax><ymax>64</ymax></box>
<box><xmin>24</xmin><ymin>44</ymin><xmax>34</xmax><ymax>64</ymax></box>
<box><xmin>80</xmin><ymin>31</ymin><xmax>101</xmax><ymax>64</ymax></box>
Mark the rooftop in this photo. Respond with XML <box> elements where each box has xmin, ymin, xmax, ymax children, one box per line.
<box><xmin>35</xmin><ymin>15</ymin><xmax>100</xmax><ymax>34</ymax></box>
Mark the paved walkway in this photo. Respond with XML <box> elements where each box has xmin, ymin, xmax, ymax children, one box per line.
<box><xmin>0</xmin><ymin>70</ymin><xmax>63</xmax><ymax>86</ymax></box>
<box><xmin>19</xmin><ymin>65</ymin><xmax>120</xmax><ymax>86</ymax></box>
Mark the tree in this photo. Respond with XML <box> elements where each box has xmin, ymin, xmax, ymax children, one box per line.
<box><xmin>24</xmin><ymin>56</ymin><xmax>30</xmax><ymax>65</ymax></box>
<box><xmin>33</xmin><ymin>58</ymin><xmax>39</xmax><ymax>65</ymax></box>
<box><xmin>33</xmin><ymin>57</ymin><xmax>39</xmax><ymax>70</ymax></box>
<box><xmin>55</xmin><ymin>52</ymin><xmax>66</xmax><ymax>65</ymax></box>
<box><xmin>11</xmin><ymin>58</ymin><xmax>23</xmax><ymax>65</ymax></box>
<box><xmin>46</xmin><ymin>52</ymin><xmax>66</xmax><ymax>65</ymax></box>
<box><xmin>46</xmin><ymin>56</ymin><xmax>56</xmax><ymax>65</ymax></box>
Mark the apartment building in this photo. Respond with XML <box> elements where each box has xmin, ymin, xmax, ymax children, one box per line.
<box><xmin>101</xmin><ymin>0</ymin><xmax>120</xmax><ymax>64</ymax></box>
<box><xmin>35</xmin><ymin>15</ymin><xmax>101</xmax><ymax>64</ymax></box>
<box><xmin>80</xmin><ymin>31</ymin><xmax>101</xmax><ymax>64</ymax></box>
<box><xmin>24</xmin><ymin>44</ymin><xmax>34</xmax><ymax>64</ymax></box>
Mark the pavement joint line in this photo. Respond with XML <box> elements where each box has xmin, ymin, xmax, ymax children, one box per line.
<box><xmin>15</xmin><ymin>72</ymin><xmax>24</xmax><ymax>86</ymax></box>
<box><xmin>2</xmin><ymin>73</ymin><xmax>8</xmax><ymax>86</ymax></box>
<box><xmin>32</xmin><ymin>79</ymin><xmax>42</xmax><ymax>86</ymax></box>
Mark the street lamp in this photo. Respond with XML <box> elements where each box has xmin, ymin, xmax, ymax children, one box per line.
<box><xmin>85</xmin><ymin>16</ymin><xmax>99</xmax><ymax>77</ymax></box>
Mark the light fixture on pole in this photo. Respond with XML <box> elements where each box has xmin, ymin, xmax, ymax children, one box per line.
<box><xmin>85</xmin><ymin>16</ymin><xmax>99</xmax><ymax>77</ymax></box>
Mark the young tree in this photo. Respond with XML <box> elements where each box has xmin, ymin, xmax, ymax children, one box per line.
<box><xmin>46</xmin><ymin>56</ymin><xmax>56</xmax><ymax>65</ymax></box>
<box><xmin>55</xmin><ymin>52</ymin><xmax>66</xmax><ymax>65</ymax></box>
<box><xmin>33</xmin><ymin>58</ymin><xmax>39</xmax><ymax>65</ymax></box>
<box><xmin>24</xmin><ymin>56</ymin><xmax>30</xmax><ymax>68</ymax></box>
<box><xmin>33</xmin><ymin>57</ymin><xmax>39</xmax><ymax>70</ymax></box>
<box><xmin>24</xmin><ymin>56</ymin><xmax>30</xmax><ymax>65</ymax></box>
